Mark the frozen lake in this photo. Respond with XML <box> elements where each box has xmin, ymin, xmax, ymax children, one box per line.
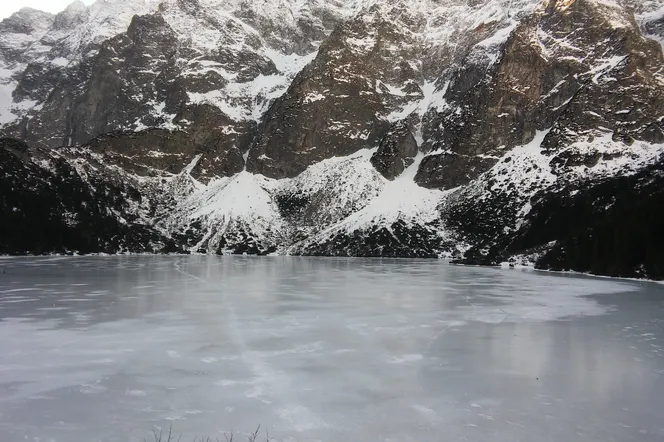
<box><xmin>0</xmin><ymin>257</ymin><xmax>663</xmax><ymax>442</ymax></box>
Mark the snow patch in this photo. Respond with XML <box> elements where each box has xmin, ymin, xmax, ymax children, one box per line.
<box><xmin>332</xmin><ymin>153</ymin><xmax>445</xmax><ymax>233</ymax></box>
<box><xmin>488</xmin><ymin>129</ymin><xmax>555</xmax><ymax>195</ymax></box>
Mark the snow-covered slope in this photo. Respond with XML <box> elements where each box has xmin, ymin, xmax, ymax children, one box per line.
<box><xmin>0</xmin><ymin>8</ymin><xmax>54</xmax><ymax>125</ymax></box>
<box><xmin>0</xmin><ymin>0</ymin><xmax>362</xmax><ymax>153</ymax></box>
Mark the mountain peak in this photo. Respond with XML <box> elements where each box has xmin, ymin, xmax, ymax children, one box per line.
<box><xmin>0</xmin><ymin>8</ymin><xmax>54</xmax><ymax>34</ymax></box>
<box><xmin>52</xmin><ymin>1</ymin><xmax>90</xmax><ymax>30</ymax></box>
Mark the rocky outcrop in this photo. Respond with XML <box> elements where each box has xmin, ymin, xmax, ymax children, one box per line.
<box><xmin>244</xmin><ymin>1</ymin><xmax>541</xmax><ymax>179</ymax></box>
<box><xmin>371</xmin><ymin>122</ymin><xmax>418</xmax><ymax>180</ymax></box>
<box><xmin>0</xmin><ymin>138</ymin><xmax>178</xmax><ymax>255</ymax></box>
<box><xmin>81</xmin><ymin>116</ymin><xmax>251</xmax><ymax>181</ymax></box>
<box><xmin>416</xmin><ymin>0</ymin><xmax>664</xmax><ymax>189</ymax></box>
<box><xmin>5</xmin><ymin>12</ymin><xmax>178</xmax><ymax>147</ymax></box>
<box><xmin>456</xmin><ymin>158</ymin><xmax>664</xmax><ymax>280</ymax></box>
<box><xmin>1</xmin><ymin>0</ymin><xmax>352</xmax><ymax>178</ymax></box>
<box><xmin>247</xmin><ymin>1</ymin><xmax>470</xmax><ymax>178</ymax></box>
<box><xmin>297</xmin><ymin>220</ymin><xmax>449</xmax><ymax>258</ymax></box>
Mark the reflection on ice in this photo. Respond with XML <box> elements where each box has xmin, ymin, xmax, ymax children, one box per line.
<box><xmin>0</xmin><ymin>257</ymin><xmax>663</xmax><ymax>442</ymax></box>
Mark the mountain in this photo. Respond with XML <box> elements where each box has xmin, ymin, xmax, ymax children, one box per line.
<box><xmin>1</xmin><ymin>0</ymin><xmax>664</xmax><ymax>279</ymax></box>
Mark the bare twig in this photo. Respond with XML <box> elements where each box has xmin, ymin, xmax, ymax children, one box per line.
<box><xmin>248</xmin><ymin>425</ymin><xmax>261</xmax><ymax>442</ymax></box>
<box><xmin>224</xmin><ymin>430</ymin><xmax>235</xmax><ymax>442</ymax></box>
<box><xmin>152</xmin><ymin>426</ymin><xmax>264</xmax><ymax>442</ymax></box>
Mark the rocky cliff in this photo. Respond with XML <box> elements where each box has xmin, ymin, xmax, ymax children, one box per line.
<box><xmin>1</xmin><ymin>0</ymin><xmax>663</xmax><ymax>279</ymax></box>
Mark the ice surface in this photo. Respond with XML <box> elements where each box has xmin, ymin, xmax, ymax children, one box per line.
<box><xmin>0</xmin><ymin>257</ymin><xmax>663</xmax><ymax>442</ymax></box>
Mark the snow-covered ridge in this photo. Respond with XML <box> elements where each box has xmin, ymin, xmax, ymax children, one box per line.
<box><xmin>157</xmin><ymin>146</ymin><xmax>448</xmax><ymax>254</ymax></box>
<box><xmin>3</xmin><ymin>0</ymin><xmax>658</xmax><ymax>132</ymax></box>
<box><xmin>161</xmin><ymin>149</ymin><xmax>386</xmax><ymax>253</ymax></box>
<box><xmin>0</xmin><ymin>7</ymin><xmax>54</xmax><ymax>125</ymax></box>
<box><xmin>156</xmin><ymin>122</ymin><xmax>664</xmax><ymax>256</ymax></box>
<box><xmin>638</xmin><ymin>0</ymin><xmax>664</xmax><ymax>50</ymax></box>
<box><xmin>0</xmin><ymin>0</ymin><xmax>377</xmax><ymax>131</ymax></box>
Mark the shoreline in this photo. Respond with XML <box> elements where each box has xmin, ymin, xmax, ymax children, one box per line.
<box><xmin>1</xmin><ymin>253</ymin><xmax>662</xmax><ymax>284</ymax></box>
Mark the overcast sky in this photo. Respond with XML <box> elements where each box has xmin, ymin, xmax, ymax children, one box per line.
<box><xmin>1</xmin><ymin>0</ymin><xmax>95</xmax><ymax>20</ymax></box>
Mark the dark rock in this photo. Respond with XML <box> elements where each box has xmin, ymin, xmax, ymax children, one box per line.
<box><xmin>7</xmin><ymin>12</ymin><xmax>181</xmax><ymax>149</ymax></box>
<box><xmin>246</xmin><ymin>7</ymin><xmax>426</xmax><ymax>178</ymax></box>
<box><xmin>81</xmin><ymin>114</ymin><xmax>250</xmax><ymax>181</ymax></box>
<box><xmin>299</xmin><ymin>220</ymin><xmax>449</xmax><ymax>258</ymax></box>
<box><xmin>371</xmin><ymin>122</ymin><xmax>418</xmax><ymax>180</ymax></box>
<box><xmin>275</xmin><ymin>192</ymin><xmax>312</xmax><ymax>220</ymax></box>
<box><xmin>0</xmin><ymin>138</ymin><xmax>179</xmax><ymax>255</ymax></box>
<box><xmin>509</xmin><ymin>161</ymin><xmax>664</xmax><ymax>280</ymax></box>
<box><xmin>455</xmin><ymin>158</ymin><xmax>664</xmax><ymax>280</ymax></box>
<box><xmin>216</xmin><ymin>223</ymin><xmax>277</xmax><ymax>256</ymax></box>
<box><xmin>416</xmin><ymin>0</ymin><xmax>664</xmax><ymax>189</ymax></box>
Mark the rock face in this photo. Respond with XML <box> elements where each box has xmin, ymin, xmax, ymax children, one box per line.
<box><xmin>371</xmin><ymin>122</ymin><xmax>418</xmax><ymax>180</ymax></box>
<box><xmin>0</xmin><ymin>138</ymin><xmax>178</xmax><ymax>254</ymax></box>
<box><xmin>1</xmin><ymin>0</ymin><xmax>664</xmax><ymax>280</ymax></box>
<box><xmin>16</xmin><ymin>13</ymin><xmax>182</xmax><ymax>148</ymax></box>
<box><xmin>245</xmin><ymin>0</ymin><xmax>541</xmax><ymax>178</ymax></box>
<box><xmin>416</xmin><ymin>0</ymin><xmax>664</xmax><ymax>189</ymax></box>
<box><xmin>296</xmin><ymin>220</ymin><xmax>450</xmax><ymax>259</ymax></box>
<box><xmin>1</xmin><ymin>0</ymin><xmax>352</xmax><ymax>176</ymax></box>
<box><xmin>82</xmin><ymin>123</ymin><xmax>250</xmax><ymax>181</ymax></box>
<box><xmin>456</xmin><ymin>158</ymin><xmax>664</xmax><ymax>280</ymax></box>
<box><xmin>245</xmin><ymin>6</ymin><xmax>413</xmax><ymax>178</ymax></box>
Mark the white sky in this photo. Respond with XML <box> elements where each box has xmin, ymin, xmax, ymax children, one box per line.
<box><xmin>1</xmin><ymin>0</ymin><xmax>95</xmax><ymax>20</ymax></box>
